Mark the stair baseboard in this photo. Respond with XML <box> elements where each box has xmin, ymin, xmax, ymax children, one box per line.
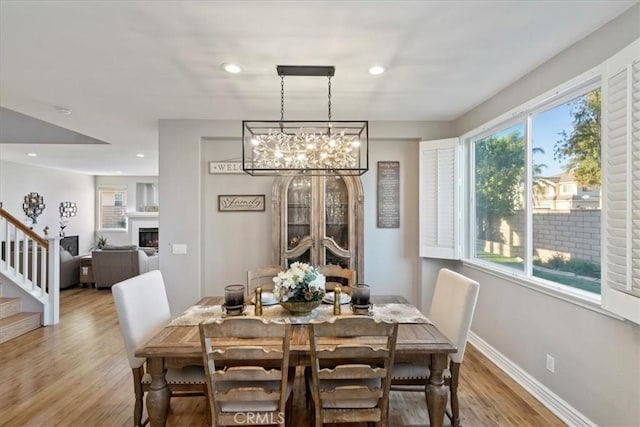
<box><xmin>0</xmin><ymin>312</ymin><xmax>42</xmax><ymax>344</ymax></box>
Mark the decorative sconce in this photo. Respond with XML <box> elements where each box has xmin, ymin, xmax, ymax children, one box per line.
<box><xmin>23</xmin><ymin>192</ymin><xmax>45</xmax><ymax>224</ymax></box>
<box><xmin>59</xmin><ymin>201</ymin><xmax>77</xmax><ymax>218</ymax></box>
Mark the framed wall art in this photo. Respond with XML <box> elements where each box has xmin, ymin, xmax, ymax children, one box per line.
<box><xmin>218</xmin><ymin>195</ymin><xmax>265</xmax><ymax>212</ymax></box>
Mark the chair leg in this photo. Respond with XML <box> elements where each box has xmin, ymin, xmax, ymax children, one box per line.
<box><xmin>449</xmin><ymin>362</ymin><xmax>461</xmax><ymax>427</ymax></box>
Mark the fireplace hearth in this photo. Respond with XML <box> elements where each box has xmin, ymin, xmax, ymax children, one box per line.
<box><xmin>139</xmin><ymin>227</ymin><xmax>159</xmax><ymax>248</ymax></box>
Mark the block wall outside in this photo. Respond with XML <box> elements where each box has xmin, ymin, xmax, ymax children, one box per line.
<box><xmin>480</xmin><ymin>210</ymin><xmax>601</xmax><ymax>263</ymax></box>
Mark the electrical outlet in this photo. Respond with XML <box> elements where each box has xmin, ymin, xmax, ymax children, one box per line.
<box><xmin>546</xmin><ymin>354</ymin><xmax>555</xmax><ymax>373</ymax></box>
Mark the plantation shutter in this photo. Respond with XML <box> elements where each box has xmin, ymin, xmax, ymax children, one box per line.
<box><xmin>419</xmin><ymin>138</ymin><xmax>460</xmax><ymax>259</ymax></box>
<box><xmin>602</xmin><ymin>38</ymin><xmax>640</xmax><ymax>324</ymax></box>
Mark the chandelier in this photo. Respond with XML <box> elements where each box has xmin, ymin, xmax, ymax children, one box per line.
<box><xmin>243</xmin><ymin>65</ymin><xmax>368</xmax><ymax>176</ymax></box>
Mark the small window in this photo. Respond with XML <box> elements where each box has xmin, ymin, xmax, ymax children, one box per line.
<box><xmin>99</xmin><ymin>189</ymin><xmax>127</xmax><ymax>230</ymax></box>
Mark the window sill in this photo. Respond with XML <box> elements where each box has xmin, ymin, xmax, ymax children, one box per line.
<box><xmin>461</xmin><ymin>259</ymin><xmax>625</xmax><ymax>321</ymax></box>
<box><xmin>96</xmin><ymin>229</ymin><xmax>128</xmax><ymax>233</ymax></box>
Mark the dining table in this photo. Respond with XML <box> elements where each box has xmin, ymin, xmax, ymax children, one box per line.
<box><xmin>135</xmin><ymin>294</ymin><xmax>456</xmax><ymax>427</ymax></box>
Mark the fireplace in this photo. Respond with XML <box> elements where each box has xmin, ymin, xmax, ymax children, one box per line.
<box><xmin>139</xmin><ymin>227</ymin><xmax>159</xmax><ymax>248</ymax></box>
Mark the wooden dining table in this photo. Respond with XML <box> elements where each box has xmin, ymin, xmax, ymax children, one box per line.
<box><xmin>135</xmin><ymin>295</ymin><xmax>456</xmax><ymax>427</ymax></box>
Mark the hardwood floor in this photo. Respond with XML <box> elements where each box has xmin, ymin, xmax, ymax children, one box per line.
<box><xmin>0</xmin><ymin>287</ymin><xmax>564</xmax><ymax>426</ymax></box>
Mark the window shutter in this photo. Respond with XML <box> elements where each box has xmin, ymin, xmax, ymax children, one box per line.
<box><xmin>419</xmin><ymin>138</ymin><xmax>460</xmax><ymax>259</ymax></box>
<box><xmin>602</xmin><ymin>38</ymin><xmax>640</xmax><ymax>324</ymax></box>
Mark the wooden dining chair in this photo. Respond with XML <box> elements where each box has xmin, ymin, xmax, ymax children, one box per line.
<box><xmin>390</xmin><ymin>268</ymin><xmax>480</xmax><ymax>427</ymax></box>
<box><xmin>317</xmin><ymin>264</ymin><xmax>356</xmax><ymax>293</ymax></box>
<box><xmin>112</xmin><ymin>270</ymin><xmax>207</xmax><ymax>427</ymax></box>
<box><xmin>247</xmin><ymin>265</ymin><xmax>282</xmax><ymax>294</ymax></box>
<box><xmin>307</xmin><ymin>317</ymin><xmax>398</xmax><ymax>427</ymax></box>
<box><xmin>199</xmin><ymin>317</ymin><xmax>293</xmax><ymax>427</ymax></box>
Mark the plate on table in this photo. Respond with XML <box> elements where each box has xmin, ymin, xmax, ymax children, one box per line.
<box><xmin>252</xmin><ymin>291</ymin><xmax>279</xmax><ymax>306</ymax></box>
<box><xmin>322</xmin><ymin>292</ymin><xmax>351</xmax><ymax>305</ymax></box>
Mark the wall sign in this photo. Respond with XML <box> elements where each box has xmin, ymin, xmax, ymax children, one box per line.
<box><xmin>218</xmin><ymin>195</ymin><xmax>265</xmax><ymax>212</ymax></box>
<box><xmin>209</xmin><ymin>161</ymin><xmax>244</xmax><ymax>174</ymax></box>
<box><xmin>377</xmin><ymin>161</ymin><xmax>400</xmax><ymax>228</ymax></box>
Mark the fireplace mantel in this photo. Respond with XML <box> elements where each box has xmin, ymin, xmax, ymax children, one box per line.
<box><xmin>125</xmin><ymin>211</ymin><xmax>159</xmax><ymax>219</ymax></box>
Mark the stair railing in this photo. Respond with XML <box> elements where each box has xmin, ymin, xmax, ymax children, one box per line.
<box><xmin>0</xmin><ymin>208</ymin><xmax>59</xmax><ymax>325</ymax></box>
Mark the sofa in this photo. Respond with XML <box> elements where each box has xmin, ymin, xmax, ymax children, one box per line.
<box><xmin>91</xmin><ymin>245</ymin><xmax>159</xmax><ymax>289</ymax></box>
<box><xmin>1</xmin><ymin>244</ymin><xmax>80</xmax><ymax>289</ymax></box>
<box><xmin>59</xmin><ymin>248</ymin><xmax>81</xmax><ymax>289</ymax></box>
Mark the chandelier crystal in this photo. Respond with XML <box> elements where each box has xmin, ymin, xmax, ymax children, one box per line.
<box><xmin>243</xmin><ymin>66</ymin><xmax>368</xmax><ymax>176</ymax></box>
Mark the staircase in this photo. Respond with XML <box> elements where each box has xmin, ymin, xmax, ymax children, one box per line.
<box><xmin>0</xmin><ymin>297</ymin><xmax>41</xmax><ymax>344</ymax></box>
<box><xmin>0</xmin><ymin>208</ymin><xmax>60</xmax><ymax>328</ymax></box>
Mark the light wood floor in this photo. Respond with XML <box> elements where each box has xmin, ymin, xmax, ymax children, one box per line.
<box><xmin>0</xmin><ymin>287</ymin><xmax>564</xmax><ymax>426</ymax></box>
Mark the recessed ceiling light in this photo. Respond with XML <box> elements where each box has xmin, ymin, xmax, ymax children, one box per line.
<box><xmin>136</xmin><ymin>153</ymin><xmax>145</xmax><ymax>158</ymax></box>
<box><xmin>115</xmin><ymin>171</ymin><xmax>122</xmax><ymax>174</ymax></box>
<box><xmin>368</xmin><ymin>65</ymin><xmax>385</xmax><ymax>76</ymax></box>
<box><xmin>27</xmin><ymin>152</ymin><xmax>37</xmax><ymax>157</ymax></box>
<box><xmin>221</xmin><ymin>63</ymin><xmax>242</xmax><ymax>74</ymax></box>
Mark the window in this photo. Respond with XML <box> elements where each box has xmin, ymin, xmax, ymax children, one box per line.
<box><xmin>420</xmin><ymin>38</ymin><xmax>639</xmax><ymax>322</ymax></box>
<box><xmin>99</xmin><ymin>189</ymin><xmax>127</xmax><ymax>230</ymax></box>
<box><xmin>472</xmin><ymin>123</ymin><xmax>526</xmax><ymax>273</ymax></box>
<box><xmin>469</xmin><ymin>84</ymin><xmax>602</xmax><ymax>295</ymax></box>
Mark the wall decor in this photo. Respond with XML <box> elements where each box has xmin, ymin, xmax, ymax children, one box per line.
<box><xmin>209</xmin><ymin>161</ymin><xmax>244</xmax><ymax>174</ymax></box>
<box><xmin>59</xmin><ymin>201</ymin><xmax>77</xmax><ymax>217</ymax></box>
<box><xmin>59</xmin><ymin>201</ymin><xmax>77</xmax><ymax>237</ymax></box>
<box><xmin>23</xmin><ymin>192</ymin><xmax>45</xmax><ymax>224</ymax></box>
<box><xmin>218</xmin><ymin>195</ymin><xmax>265</xmax><ymax>212</ymax></box>
<box><xmin>377</xmin><ymin>161</ymin><xmax>400</xmax><ymax>228</ymax></box>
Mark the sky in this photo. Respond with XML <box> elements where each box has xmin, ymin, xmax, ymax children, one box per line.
<box><xmin>532</xmin><ymin>103</ymin><xmax>574</xmax><ymax>177</ymax></box>
<box><xmin>492</xmin><ymin>100</ymin><xmax>576</xmax><ymax>178</ymax></box>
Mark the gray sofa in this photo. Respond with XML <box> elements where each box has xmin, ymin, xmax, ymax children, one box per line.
<box><xmin>2</xmin><ymin>246</ymin><xmax>80</xmax><ymax>289</ymax></box>
<box><xmin>91</xmin><ymin>245</ymin><xmax>159</xmax><ymax>289</ymax></box>
<box><xmin>59</xmin><ymin>248</ymin><xmax>81</xmax><ymax>289</ymax></box>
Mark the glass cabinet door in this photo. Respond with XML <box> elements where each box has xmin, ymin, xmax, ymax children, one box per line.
<box><xmin>285</xmin><ymin>176</ymin><xmax>313</xmax><ymax>265</ymax></box>
<box><xmin>323</xmin><ymin>176</ymin><xmax>349</xmax><ymax>268</ymax></box>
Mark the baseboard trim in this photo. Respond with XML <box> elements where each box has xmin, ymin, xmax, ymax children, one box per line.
<box><xmin>468</xmin><ymin>331</ymin><xmax>596</xmax><ymax>427</ymax></box>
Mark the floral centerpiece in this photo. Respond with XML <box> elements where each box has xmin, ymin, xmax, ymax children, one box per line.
<box><xmin>273</xmin><ymin>262</ymin><xmax>326</xmax><ymax>315</ymax></box>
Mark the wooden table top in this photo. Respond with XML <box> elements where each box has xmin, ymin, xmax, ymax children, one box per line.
<box><xmin>136</xmin><ymin>295</ymin><xmax>456</xmax><ymax>364</ymax></box>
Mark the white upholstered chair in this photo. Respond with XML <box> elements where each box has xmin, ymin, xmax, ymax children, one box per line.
<box><xmin>391</xmin><ymin>268</ymin><xmax>480</xmax><ymax>427</ymax></box>
<box><xmin>199</xmin><ymin>317</ymin><xmax>293</xmax><ymax>427</ymax></box>
<box><xmin>112</xmin><ymin>270</ymin><xmax>207</xmax><ymax>426</ymax></box>
<box><xmin>307</xmin><ymin>317</ymin><xmax>398</xmax><ymax>427</ymax></box>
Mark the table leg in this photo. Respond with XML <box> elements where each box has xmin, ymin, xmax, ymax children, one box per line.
<box><xmin>426</xmin><ymin>353</ymin><xmax>448</xmax><ymax>427</ymax></box>
<box><xmin>146</xmin><ymin>357</ymin><xmax>170</xmax><ymax>426</ymax></box>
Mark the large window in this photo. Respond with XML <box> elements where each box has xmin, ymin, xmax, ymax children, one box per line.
<box><xmin>470</xmin><ymin>86</ymin><xmax>601</xmax><ymax>295</ymax></box>
<box><xmin>99</xmin><ymin>188</ymin><xmax>127</xmax><ymax>230</ymax></box>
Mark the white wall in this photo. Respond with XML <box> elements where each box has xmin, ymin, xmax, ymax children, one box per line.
<box><xmin>0</xmin><ymin>160</ymin><xmax>95</xmax><ymax>253</ymax></box>
<box><xmin>159</xmin><ymin>120</ymin><xmax>454</xmax><ymax>315</ymax></box>
<box><xmin>455</xmin><ymin>6</ymin><xmax>640</xmax><ymax>426</ymax></box>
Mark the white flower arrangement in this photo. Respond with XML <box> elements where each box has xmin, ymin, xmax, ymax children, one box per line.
<box><xmin>273</xmin><ymin>262</ymin><xmax>326</xmax><ymax>302</ymax></box>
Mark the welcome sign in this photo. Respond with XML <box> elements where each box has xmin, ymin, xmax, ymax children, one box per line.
<box><xmin>208</xmin><ymin>161</ymin><xmax>244</xmax><ymax>174</ymax></box>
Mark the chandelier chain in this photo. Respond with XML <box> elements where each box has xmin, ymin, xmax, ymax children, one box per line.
<box><xmin>327</xmin><ymin>76</ymin><xmax>332</xmax><ymax>122</ymax></box>
<box><xmin>280</xmin><ymin>75</ymin><xmax>285</xmax><ymax>122</ymax></box>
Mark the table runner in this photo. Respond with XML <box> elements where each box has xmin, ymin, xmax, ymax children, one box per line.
<box><xmin>169</xmin><ymin>303</ymin><xmax>431</xmax><ymax>326</ymax></box>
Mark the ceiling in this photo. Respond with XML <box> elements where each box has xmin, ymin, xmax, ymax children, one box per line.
<box><xmin>0</xmin><ymin>1</ymin><xmax>637</xmax><ymax>176</ymax></box>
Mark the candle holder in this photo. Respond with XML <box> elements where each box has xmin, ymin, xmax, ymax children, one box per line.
<box><xmin>350</xmin><ymin>284</ymin><xmax>371</xmax><ymax>315</ymax></box>
<box><xmin>223</xmin><ymin>284</ymin><xmax>246</xmax><ymax>316</ymax></box>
